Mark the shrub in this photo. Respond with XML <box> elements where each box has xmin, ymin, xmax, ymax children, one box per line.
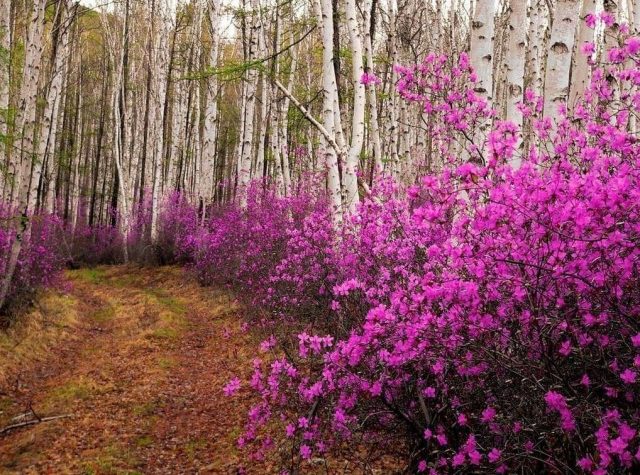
<box><xmin>229</xmin><ymin>18</ymin><xmax>640</xmax><ymax>474</ymax></box>
<box><xmin>0</xmin><ymin>208</ymin><xmax>65</xmax><ymax>322</ymax></box>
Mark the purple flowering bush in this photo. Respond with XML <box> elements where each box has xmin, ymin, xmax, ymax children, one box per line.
<box><xmin>0</xmin><ymin>206</ymin><xmax>65</xmax><ymax>320</ymax></box>
<box><xmin>214</xmin><ymin>19</ymin><xmax>640</xmax><ymax>474</ymax></box>
<box><xmin>191</xmin><ymin>182</ymin><xmax>335</xmax><ymax>324</ymax></box>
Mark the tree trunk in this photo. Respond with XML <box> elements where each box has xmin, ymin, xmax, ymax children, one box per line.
<box><xmin>544</xmin><ymin>0</ymin><xmax>581</xmax><ymax>120</ymax></box>
<box><xmin>0</xmin><ymin>0</ymin><xmax>47</xmax><ymax>311</ymax></box>
<box><xmin>201</xmin><ymin>0</ymin><xmax>221</xmax><ymax>219</ymax></box>
<box><xmin>343</xmin><ymin>0</ymin><xmax>365</xmax><ymax>214</ymax></box>
<box><xmin>236</xmin><ymin>0</ymin><xmax>261</xmax><ymax>209</ymax></box>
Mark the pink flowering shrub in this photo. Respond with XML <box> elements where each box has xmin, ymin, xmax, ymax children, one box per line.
<box><xmin>0</xmin><ymin>206</ymin><xmax>65</xmax><ymax>320</ymax></box>
<box><xmin>191</xmin><ymin>182</ymin><xmax>336</xmax><ymax>325</ymax></box>
<box><xmin>69</xmin><ymin>220</ymin><xmax>125</xmax><ymax>266</ymax></box>
<box><xmin>226</xmin><ymin>20</ymin><xmax>640</xmax><ymax>474</ymax></box>
<box><xmin>152</xmin><ymin>192</ymin><xmax>199</xmax><ymax>264</ymax></box>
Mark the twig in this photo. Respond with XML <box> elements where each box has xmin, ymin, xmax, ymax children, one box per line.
<box><xmin>0</xmin><ymin>414</ymin><xmax>72</xmax><ymax>436</ymax></box>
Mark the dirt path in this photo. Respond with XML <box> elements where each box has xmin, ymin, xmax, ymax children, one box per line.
<box><xmin>0</xmin><ymin>266</ymin><xmax>273</xmax><ymax>474</ymax></box>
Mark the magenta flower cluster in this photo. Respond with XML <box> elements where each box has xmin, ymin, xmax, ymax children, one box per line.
<box><xmin>182</xmin><ymin>20</ymin><xmax>640</xmax><ymax>474</ymax></box>
<box><xmin>0</xmin><ymin>205</ymin><xmax>65</xmax><ymax>318</ymax></box>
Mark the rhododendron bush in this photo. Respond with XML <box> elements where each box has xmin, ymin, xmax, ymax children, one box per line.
<box><xmin>195</xmin><ymin>22</ymin><xmax>640</xmax><ymax>474</ymax></box>
<box><xmin>0</xmin><ymin>206</ymin><xmax>65</xmax><ymax>321</ymax></box>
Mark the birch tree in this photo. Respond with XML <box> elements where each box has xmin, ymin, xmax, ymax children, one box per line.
<box><xmin>544</xmin><ymin>0</ymin><xmax>581</xmax><ymax>120</ymax></box>
<box><xmin>0</xmin><ymin>0</ymin><xmax>10</xmax><ymax>196</ymax></box>
<box><xmin>569</xmin><ymin>0</ymin><xmax>598</xmax><ymax>111</ymax></box>
<box><xmin>504</xmin><ymin>0</ymin><xmax>527</xmax><ymax>137</ymax></box>
<box><xmin>343</xmin><ymin>0</ymin><xmax>366</xmax><ymax>213</ymax></box>
<box><xmin>0</xmin><ymin>0</ymin><xmax>47</xmax><ymax>310</ymax></box>
<box><xmin>40</xmin><ymin>1</ymin><xmax>73</xmax><ymax>213</ymax></box>
<box><xmin>150</xmin><ymin>0</ymin><xmax>172</xmax><ymax>242</ymax></box>
<box><xmin>318</xmin><ymin>0</ymin><xmax>343</xmax><ymax>222</ymax></box>
<box><xmin>201</xmin><ymin>0</ymin><xmax>221</xmax><ymax>218</ymax></box>
<box><xmin>237</xmin><ymin>0</ymin><xmax>261</xmax><ymax>208</ymax></box>
<box><xmin>470</xmin><ymin>0</ymin><xmax>496</xmax><ymax>104</ymax></box>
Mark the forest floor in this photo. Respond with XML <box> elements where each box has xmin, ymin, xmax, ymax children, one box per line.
<box><xmin>0</xmin><ymin>265</ymin><xmax>276</xmax><ymax>474</ymax></box>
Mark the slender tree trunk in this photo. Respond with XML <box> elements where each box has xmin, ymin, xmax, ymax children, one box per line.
<box><xmin>0</xmin><ymin>0</ymin><xmax>47</xmax><ymax>311</ymax></box>
<box><xmin>149</xmin><ymin>0</ymin><xmax>171</xmax><ymax>243</ymax></box>
<box><xmin>343</xmin><ymin>0</ymin><xmax>365</xmax><ymax>214</ymax></box>
<box><xmin>363</xmin><ymin>0</ymin><xmax>382</xmax><ymax>174</ymax></box>
<box><xmin>318</xmin><ymin>0</ymin><xmax>343</xmax><ymax>222</ymax></box>
<box><xmin>237</xmin><ymin>0</ymin><xmax>261</xmax><ymax>208</ymax></box>
<box><xmin>470</xmin><ymin>0</ymin><xmax>496</xmax><ymax>104</ymax></box>
<box><xmin>40</xmin><ymin>1</ymin><xmax>72</xmax><ymax>214</ymax></box>
<box><xmin>544</xmin><ymin>0</ymin><xmax>581</xmax><ymax>120</ymax></box>
<box><xmin>0</xmin><ymin>0</ymin><xmax>11</xmax><ymax>196</ymax></box>
<box><xmin>569</xmin><ymin>0</ymin><xmax>597</xmax><ymax>112</ymax></box>
<box><xmin>201</xmin><ymin>0</ymin><xmax>221</xmax><ymax>220</ymax></box>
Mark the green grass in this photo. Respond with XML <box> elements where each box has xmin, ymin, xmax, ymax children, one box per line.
<box><xmin>81</xmin><ymin>443</ymin><xmax>141</xmax><ymax>475</ymax></box>
<box><xmin>184</xmin><ymin>438</ymin><xmax>207</xmax><ymax>461</ymax></box>
<box><xmin>111</xmin><ymin>274</ymin><xmax>138</xmax><ymax>288</ymax></box>
<box><xmin>135</xmin><ymin>435</ymin><xmax>153</xmax><ymax>448</ymax></box>
<box><xmin>89</xmin><ymin>304</ymin><xmax>116</xmax><ymax>323</ymax></box>
<box><xmin>74</xmin><ymin>268</ymin><xmax>106</xmax><ymax>284</ymax></box>
<box><xmin>132</xmin><ymin>401</ymin><xmax>157</xmax><ymax>417</ymax></box>
<box><xmin>149</xmin><ymin>327</ymin><xmax>178</xmax><ymax>340</ymax></box>
<box><xmin>157</xmin><ymin>357</ymin><xmax>176</xmax><ymax>370</ymax></box>
<box><xmin>49</xmin><ymin>379</ymin><xmax>94</xmax><ymax>403</ymax></box>
<box><xmin>144</xmin><ymin>289</ymin><xmax>186</xmax><ymax>315</ymax></box>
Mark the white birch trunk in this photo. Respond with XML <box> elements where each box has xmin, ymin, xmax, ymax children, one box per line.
<box><xmin>0</xmin><ymin>0</ymin><xmax>47</xmax><ymax>310</ymax></box>
<box><xmin>569</xmin><ymin>0</ymin><xmax>597</xmax><ymax>112</ymax></box>
<box><xmin>150</xmin><ymin>0</ymin><xmax>172</xmax><ymax>242</ymax></box>
<box><xmin>319</xmin><ymin>0</ymin><xmax>343</xmax><ymax>222</ymax></box>
<box><xmin>42</xmin><ymin>1</ymin><xmax>72</xmax><ymax>214</ymax></box>
<box><xmin>201</xmin><ymin>0</ymin><xmax>221</xmax><ymax>216</ymax></box>
<box><xmin>544</xmin><ymin>0</ymin><xmax>581</xmax><ymax>120</ymax></box>
<box><xmin>255</xmin><ymin>73</ymin><xmax>268</xmax><ymax>181</ymax></box>
<box><xmin>525</xmin><ymin>0</ymin><xmax>550</xmax><ymax>98</ymax></box>
<box><xmin>344</xmin><ymin>0</ymin><xmax>365</xmax><ymax>214</ymax></box>
<box><xmin>237</xmin><ymin>0</ymin><xmax>261</xmax><ymax>209</ymax></box>
<box><xmin>504</xmin><ymin>0</ymin><xmax>527</xmax><ymax>136</ymax></box>
<box><xmin>470</xmin><ymin>0</ymin><xmax>496</xmax><ymax>103</ymax></box>
<box><xmin>363</xmin><ymin>0</ymin><xmax>383</xmax><ymax>173</ymax></box>
<box><xmin>279</xmin><ymin>48</ymin><xmax>297</xmax><ymax>196</ymax></box>
<box><xmin>0</xmin><ymin>0</ymin><xmax>10</xmax><ymax>196</ymax></box>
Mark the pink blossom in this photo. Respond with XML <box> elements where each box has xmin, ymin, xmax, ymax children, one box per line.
<box><xmin>223</xmin><ymin>377</ymin><xmax>241</xmax><ymax>396</ymax></box>
<box><xmin>620</xmin><ymin>369</ymin><xmax>637</xmax><ymax>384</ymax></box>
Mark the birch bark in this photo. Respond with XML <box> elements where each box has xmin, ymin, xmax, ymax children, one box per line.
<box><xmin>0</xmin><ymin>0</ymin><xmax>10</xmax><ymax>196</ymax></box>
<box><xmin>0</xmin><ymin>0</ymin><xmax>47</xmax><ymax>310</ymax></box>
<box><xmin>237</xmin><ymin>0</ymin><xmax>261</xmax><ymax>208</ymax></box>
<box><xmin>201</xmin><ymin>0</ymin><xmax>221</xmax><ymax>216</ymax></box>
<box><xmin>544</xmin><ymin>0</ymin><xmax>581</xmax><ymax>120</ymax></box>
<box><xmin>343</xmin><ymin>0</ymin><xmax>365</xmax><ymax>214</ymax></box>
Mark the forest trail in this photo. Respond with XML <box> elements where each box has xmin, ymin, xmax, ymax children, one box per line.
<box><xmin>0</xmin><ymin>266</ymin><xmax>272</xmax><ymax>474</ymax></box>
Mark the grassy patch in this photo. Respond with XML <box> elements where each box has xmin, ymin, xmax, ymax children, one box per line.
<box><xmin>149</xmin><ymin>326</ymin><xmax>178</xmax><ymax>340</ymax></box>
<box><xmin>89</xmin><ymin>304</ymin><xmax>116</xmax><ymax>323</ymax></box>
<box><xmin>157</xmin><ymin>356</ymin><xmax>176</xmax><ymax>370</ymax></box>
<box><xmin>46</xmin><ymin>377</ymin><xmax>104</xmax><ymax>409</ymax></box>
<box><xmin>73</xmin><ymin>268</ymin><xmax>106</xmax><ymax>284</ymax></box>
<box><xmin>81</xmin><ymin>443</ymin><xmax>141</xmax><ymax>475</ymax></box>
<box><xmin>110</xmin><ymin>274</ymin><xmax>138</xmax><ymax>288</ymax></box>
<box><xmin>184</xmin><ymin>438</ymin><xmax>207</xmax><ymax>461</ymax></box>
<box><xmin>135</xmin><ymin>434</ymin><xmax>153</xmax><ymax>448</ymax></box>
<box><xmin>50</xmin><ymin>380</ymin><xmax>93</xmax><ymax>401</ymax></box>
<box><xmin>0</xmin><ymin>293</ymin><xmax>78</xmax><ymax>387</ymax></box>
<box><xmin>132</xmin><ymin>401</ymin><xmax>157</xmax><ymax>417</ymax></box>
<box><xmin>144</xmin><ymin>289</ymin><xmax>186</xmax><ymax>315</ymax></box>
